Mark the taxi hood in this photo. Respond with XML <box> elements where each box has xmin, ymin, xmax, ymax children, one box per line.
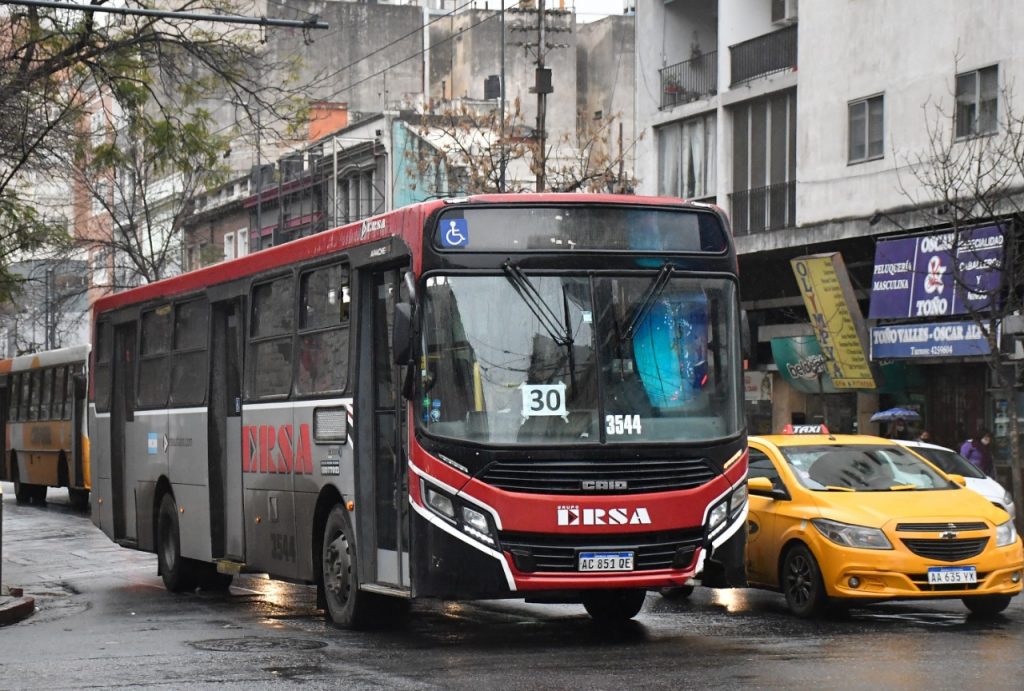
<box><xmin>806</xmin><ymin>486</ymin><xmax>1007</xmax><ymax>528</ymax></box>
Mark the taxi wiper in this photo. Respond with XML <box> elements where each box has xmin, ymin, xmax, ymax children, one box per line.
<box><xmin>621</xmin><ymin>263</ymin><xmax>674</xmax><ymax>342</ymax></box>
<box><xmin>502</xmin><ymin>261</ymin><xmax>573</xmax><ymax>347</ymax></box>
<box><xmin>822</xmin><ymin>485</ymin><xmax>856</xmax><ymax>492</ymax></box>
<box><xmin>888</xmin><ymin>484</ymin><xmax>917</xmax><ymax>491</ymax></box>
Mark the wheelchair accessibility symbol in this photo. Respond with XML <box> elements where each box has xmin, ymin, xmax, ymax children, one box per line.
<box><xmin>441</xmin><ymin>219</ymin><xmax>469</xmax><ymax>248</ymax></box>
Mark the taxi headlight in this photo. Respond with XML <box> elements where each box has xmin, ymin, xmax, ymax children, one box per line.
<box><xmin>811</xmin><ymin>518</ymin><xmax>892</xmax><ymax>550</ymax></box>
<box><xmin>996</xmin><ymin>518</ymin><xmax>1018</xmax><ymax>547</ymax></box>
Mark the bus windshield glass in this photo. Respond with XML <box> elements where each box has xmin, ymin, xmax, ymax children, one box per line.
<box><xmin>417</xmin><ymin>273</ymin><xmax>741</xmax><ymax>445</ymax></box>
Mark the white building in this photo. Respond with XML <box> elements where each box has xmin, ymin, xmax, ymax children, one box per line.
<box><xmin>634</xmin><ymin>0</ymin><xmax>1024</xmax><ymax>457</ymax></box>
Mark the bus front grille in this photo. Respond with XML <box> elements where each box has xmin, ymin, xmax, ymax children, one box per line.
<box><xmin>479</xmin><ymin>458</ymin><xmax>716</xmax><ymax>494</ymax></box>
<box><xmin>499</xmin><ymin>528</ymin><xmax>705</xmax><ymax>573</ymax></box>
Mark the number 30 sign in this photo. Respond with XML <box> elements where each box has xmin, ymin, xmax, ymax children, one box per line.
<box><xmin>520</xmin><ymin>382</ymin><xmax>568</xmax><ymax>420</ymax></box>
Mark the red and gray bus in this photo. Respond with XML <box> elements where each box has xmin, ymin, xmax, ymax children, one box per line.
<box><xmin>1</xmin><ymin>344</ymin><xmax>91</xmax><ymax>509</ymax></box>
<box><xmin>88</xmin><ymin>193</ymin><xmax>748</xmax><ymax>626</ymax></box>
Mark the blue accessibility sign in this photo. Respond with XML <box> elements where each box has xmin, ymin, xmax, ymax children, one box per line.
<box><xmin>440</xmin><ymin>218</ymin><xmax>469</xmax><ymax>248</ymax></box>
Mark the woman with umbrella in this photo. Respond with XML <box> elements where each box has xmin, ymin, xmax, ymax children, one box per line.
<box><xmin>870</xmin><ymin>407</ymin><xmax>920</xmax><ymax>440</ymax></box>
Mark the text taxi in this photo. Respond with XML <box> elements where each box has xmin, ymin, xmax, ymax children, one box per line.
<box><xmin>745</xmin><ymin>425</ymin><xmax>1023</xmax><ymax>617</ymax></box>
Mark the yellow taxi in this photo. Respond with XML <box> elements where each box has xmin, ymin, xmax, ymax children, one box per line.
<box><xmin>746</xmin><ymin>425</ymin><xmax>1023</xmax><ymax>617</ymax></box>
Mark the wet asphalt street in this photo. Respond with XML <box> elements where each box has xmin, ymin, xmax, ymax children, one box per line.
<box><xmin>2</xmin><ymin>485</ymin><xmax>1024</xmax><ymax>690</ymax></box>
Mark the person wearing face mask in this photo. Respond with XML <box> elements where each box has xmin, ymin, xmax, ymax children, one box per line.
<box><xmin>960</xmin><ymin>429</ymin><xmax>994</xmax><ymax>476</ymax></box>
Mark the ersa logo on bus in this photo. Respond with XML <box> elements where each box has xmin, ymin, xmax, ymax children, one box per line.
<box><xmin>557</xmin><ymin>505</ymin><xmax>652</xmax><ymax>526</ymax></box>
<box><xmin>242</xmin><ymin>424</ymin><xmax>314</xmax><ymax>474</ymax></box>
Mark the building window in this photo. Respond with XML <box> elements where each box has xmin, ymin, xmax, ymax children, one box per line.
<box><xmin>236</xmin><ymin>227</ymin><xmax>249</xmax><ymax>257</ymax></box>
<box><xmin>848</xmin><ymin>94</ymin><xmax>884</xmax><ymax>163</ymax></box>
<box><xmin>956</xmin><ymin>65</ymin><xmax>998</xmax><ymax>138</ymax></box>
<box><xmin>90</xmin><ymin>109</ymin><xmax>106</xmax><ymax>148</ymax></box>
<box><xmin>657</xmin><ymin>112</ymin><xmax>717</xmax><ymax>200</ymax></box>
<box><xmin>223</xmin><ymin>232</ymin><xmax>235</xmax><ymax>260</ymax></box>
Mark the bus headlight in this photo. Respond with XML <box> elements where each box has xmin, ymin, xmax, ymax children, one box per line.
<box><xmin>708</xmin><ymin>502</ymin><xmax>728</xmax><ymax>533</ymax></box>
<box><xmin>424</xmin><ymin>485</ymin><xmax>455</xmax><ymax>520</ymax></box>
<box><xmin>996</xmin><ymin>518</ymin><xmax>1018</xmax><ymax>547</ymax></box>
<box><xmin>461</xmin><ymin>505</ymin><xmax>496</xmax><ymax>547</ymax></box>
<box><xmin>421</xmin><ymin>481</ymin><xmax>497</xmax><ymax>547</ymax></box>
<box><xmin>730</xmin><ymin>483</ymin><xmax>748</xmax><ymax>513</ymax></box>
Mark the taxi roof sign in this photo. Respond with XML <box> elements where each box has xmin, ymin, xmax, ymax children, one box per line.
<box><xmin>782</xmin><ymin>423</ymin><xmax>829</xmax><ymax>435</ymax></box>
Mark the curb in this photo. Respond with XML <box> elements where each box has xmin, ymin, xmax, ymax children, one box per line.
<box><xmin>0</xmin><ymin>595</ymin><xmax>36</xmax><ymax>626</ymax></box>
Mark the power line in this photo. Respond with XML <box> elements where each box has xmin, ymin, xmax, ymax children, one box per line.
<box><xmin>0</xmin><ymin>0</ymin><xmax>329</xmax><ymax>30</ymax></box>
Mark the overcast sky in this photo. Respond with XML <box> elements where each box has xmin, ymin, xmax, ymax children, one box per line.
<box><xmin>572</xmin><ymin>0</ymin><xmax>629</xmax><ymax>23</ymax></box>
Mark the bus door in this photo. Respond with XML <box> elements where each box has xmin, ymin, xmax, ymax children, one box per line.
<box><xmin>355</xmin><ymin>262</ymin><xmax>411</xmax><ymax>591</ymax></box>
<box><xmin>111</xmin><ymin>322</ymin><xmax>137</xmax><ymax>542</ymax></box>
<box><xmin>210</xmin><ymin>298</ymin><xmax>245</xmax><ymax>561</ymax></box>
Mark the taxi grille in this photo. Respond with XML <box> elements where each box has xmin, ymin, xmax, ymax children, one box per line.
<box><xmin>479</xmin><ymin>458</ymin><xmax>716</xmax><ymax>494</ymax></box>
<box><xmin>901</xmin><ymin>537</ymin><xmax>989</xmax><ymax>562</ymax></box>
<box><xmin>896</xmin><ymin>522</ymin><xmax>987</xmax><ymax>532</ymax></box>
<box><xmin>499</xmin><ymin>528</ymin><xmax>704</xmax><ymax>573</ymax></box>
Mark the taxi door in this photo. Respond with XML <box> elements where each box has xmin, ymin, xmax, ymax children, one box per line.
<box><xmin>745</xmin><ymin>444</ymin><xmax>787</xmax><ymax>587</ymax></box>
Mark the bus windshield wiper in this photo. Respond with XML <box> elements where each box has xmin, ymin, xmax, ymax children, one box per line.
<box><xmin>502</xmin><ymin>261</ymin><xmax>573</xmax><ymax>347</ymax></box>
<box><xmin>621</xmin><ymin>263</ymin><xmax>674</xmax><ymax>342</ymax></box>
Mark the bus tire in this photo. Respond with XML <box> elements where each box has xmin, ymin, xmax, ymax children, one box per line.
<box><xmin>68</xmin><ymin>489</ymin><xmax>90</xmax><ymax>511</ymax></box>
<box><xmin>582</xmin><ymin>589</ymin><xmax>647</xmax><ymax>621</ymax></box>
<box><xmin>321</xmin><ymin>505</ymin><xmax>372</xmax><ymax>629</ymax></box>
<box><xmin>157</xmin><ymin>493</ymin><xmax>195</xmax><ymax>593</ymax></box>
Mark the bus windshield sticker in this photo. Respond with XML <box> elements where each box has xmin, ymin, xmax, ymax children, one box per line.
<box><xmin>605</xmin><ymin>414</ymin><xmax>643</xmax><ymax>435</ymax></box>
<box><xmin>520</xmin><ymin>382</ymin><xmax>568</xmax><ymax>421</ymax></box>
<box><xmin>440</xmin><ymin>218</ymin><xmax>469</xmax><ymax>248</ymax></box>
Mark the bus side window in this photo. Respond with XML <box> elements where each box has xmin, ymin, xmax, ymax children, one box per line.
<box><xmin>248</xmin><ymin>274</ymin><xmax>295</xmax><ymax>399</ymax></box>
<box><xmin>296</xmin><ymin>264</ymin><xmax>349</xmax><ymax>395</ymax></box>
<box><xmin>40</xmin><ymin>367</ymin><xmax>53</xmax><ymax>421</ymax></box>
<box><xmin>139</xmin><ymin>305</ymin><xmax>173</xmax><ymax>407</ymax></box>
<box><xmin>29</xmin><ymin>369</ymin><xmax>40</xmax><ymax>420</ymax></box>
<box><xmin>11</xmin><ymin>372</ymin><xmax>21</xmax><ymax>421</ymax></box>
<box><xmin>94</xmin><ymin>321</ymin><xmax>113</xmax><ymax>413</ymax></box>
<box><xmin>170</xmin><ymin>299</ymin><xmax>209</xmax><ymax>406</ymax></box>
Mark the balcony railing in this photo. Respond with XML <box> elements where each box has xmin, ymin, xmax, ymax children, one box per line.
<box><xmin>659</xmin><ymin>50</ymin><xmax>717</xmax><ymax>110</ymax></box>
<box><xmin>730</xmin><ymin>25</ymin><xmax>797</xmax><ymax>86</ymax></box>
<box><xmin>729</xmin><ymin>181</ymin><xmax>796</xmax><ymax>236</ymax></box>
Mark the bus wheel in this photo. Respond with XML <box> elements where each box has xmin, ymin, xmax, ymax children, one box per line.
<box><xmin>659</xmin><ymin>585</ymin><xmax>695</xmax><ymax>600</ymax></box>
<box><xmin>321</xmin><ymin>505</ymin><xmax>371</xmax><ymax>629</ymax></box>
<box><xmin>12</xmin><ymin>465</ymin><xmax>31</xmax><ymax>505</ymax></box>
<box><xmin>582</xmin><ymin>589</ymin><xmax>647</xmax><ymax>621</ymax></box>
<box><xmin>157</xmin><ymin>493</ymin><xmax>195</xmax><ymax>593</ymax></box>
<box><xmin>68</xmin><ymin>489</ymin><xmax>90</xmax><ymax>511</ymax></box>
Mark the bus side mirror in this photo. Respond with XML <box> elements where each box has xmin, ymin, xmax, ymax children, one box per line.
<box><xmin>73</xmin><ymin>373</ymin><xmax>87</xmax><ymax>399</ymax></box>
<box><xmin>393</xmin><ymin>302</ymin><xmax>414</xmax><ymax>365</ymax></box>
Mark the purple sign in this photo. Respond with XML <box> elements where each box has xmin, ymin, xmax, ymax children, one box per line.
<box><xmin>869</xmin><ymin>225</ymin><xmax>1005</xmax><ymax>319</ymax></box>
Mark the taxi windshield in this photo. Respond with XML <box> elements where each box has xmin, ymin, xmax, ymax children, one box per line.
<box><xmin>777</xmin><ymin>444</ymin><xmax>955</xmax><ymax>491</ymax></box>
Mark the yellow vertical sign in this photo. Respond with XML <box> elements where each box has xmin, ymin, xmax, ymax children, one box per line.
<box><xmin>791</xmin><ymin>253</ymin><xmax>875</xmax><ymax>389</ymax></box>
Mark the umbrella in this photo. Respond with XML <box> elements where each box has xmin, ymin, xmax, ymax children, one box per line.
<box><xmin>870</xmin><ymin>407</ymin><xmax>921</xmax><ymax>423</ymax></box>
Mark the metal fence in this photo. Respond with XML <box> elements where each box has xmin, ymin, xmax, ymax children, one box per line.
<box><xmin>729</xmin><ymin>181</ymin><xmax>796</xmax><ymax>236</ymax></box>
<box><xmin>729</xmin><ymin>26</ymin><xmax>797</xmax><ymax>86</ymax></box>
<box><xmin>659</xmin><ymin>51</ymin><xmax>718</xmax><ymax>110</ymax></box>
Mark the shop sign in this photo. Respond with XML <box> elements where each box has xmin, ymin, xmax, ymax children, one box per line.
<box><xmin>870</xmin><ymin>320</ymin><xmax>997</xmax><ymax>359</ymax></box>
<box><xmin>770</xmin><ymin>336</ymin><xmax>841</xmax><ymax>394</ymax></box>
<box><xmin>868</xmin><ymin>225</ymin><xmax>1004</xmax><ymax>319</ymax></box>
<box><xmin>744</xmin><ymin>371</ymin><xmax>773</xmax><ymax>401</ymax></box>
<box><xmin>791</xmin><ymin>253</ymin><xmax>876</xmax><ymax>389</ymax></box>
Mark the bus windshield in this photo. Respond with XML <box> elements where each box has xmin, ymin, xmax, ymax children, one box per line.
<box><xmin>417</xmin><ymin>272</ymin><xmax>741</xmax><ymax>445</ymax></box>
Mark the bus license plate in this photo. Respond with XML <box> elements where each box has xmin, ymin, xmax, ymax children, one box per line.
<box><xmin>927</xmin><ymin>566</ymin><xmax>977</xmax><ymax>585</ymax></box>
<box><xmin>579</xmin><ymin>551</ymin><xmax>634</xmax><ymax>572</ymax></box>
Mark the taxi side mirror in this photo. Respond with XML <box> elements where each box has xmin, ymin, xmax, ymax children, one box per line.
<box><xmin>947</xmin><ymin>473</ymin><xmax>967</xmax><ymax>487</ymax></box>
<box><xmin>748</xmin><ymin>476</ymin><xmax>788</xmax><ymax>500</ymax></box>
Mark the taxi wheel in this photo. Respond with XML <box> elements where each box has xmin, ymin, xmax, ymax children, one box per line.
<box><xmin>962</xmin><ymin>595</ymin><xmax>1012</xmax><ymax>617</ymax></box>
<box><xmin>782</xmin><ymin>544</ymin><xmax>827</xmax><ymax>618</ymax></box>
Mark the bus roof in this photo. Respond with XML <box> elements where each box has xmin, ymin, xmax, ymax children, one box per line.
<box><xmin>91</xmin><ymin>194</ymin><xmax>724</xmax><ymax>316</ymax></box>
<box><xmin>0</xmin><ymin>343</ymin><xmax>91</xmax><ymax>374</ymax></box>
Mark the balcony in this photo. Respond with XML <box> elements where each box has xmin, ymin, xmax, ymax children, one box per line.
<box><xmin>729</xmin><ymin>181</ymin><xmax>795</xmax><ymax>236</ymax></box>
<box><xmin>659</xmin><ymin>51</ymin><xmax>717</xmax><ymax>110</ymax></box>
<box><xmin>729</xmin><ymin>25</ymin><xmax>797</xmax><ymax>87</ymax></box>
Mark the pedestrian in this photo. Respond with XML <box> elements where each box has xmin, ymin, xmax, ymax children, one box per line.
<box><xmin>960</xmin><ymin>429</ymin><xmax>994</xmax><ymax>476</ymax></box>
<box><xmin>916</xmin><ymin>429</ymin><xmax>931</xmax><ymax>443</ymax></box>
<box><xmin>889</xmin><ymin>417</ymin><xmax>910</xmax><ymax>441</ymax></box>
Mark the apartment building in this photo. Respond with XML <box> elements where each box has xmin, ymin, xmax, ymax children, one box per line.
<box><xmin>635</xmin><ymin>0</ymin><xmax>1024</xmax><ymax>461</ymax></box>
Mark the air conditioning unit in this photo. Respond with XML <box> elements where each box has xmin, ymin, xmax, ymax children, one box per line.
<box><xmin>772</xmin><ymin>0</ymin><xmax>798</xmax><ymax>25</ymax></box>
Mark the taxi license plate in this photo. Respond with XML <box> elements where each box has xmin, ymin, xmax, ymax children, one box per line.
<box><xmin>579</xmin><ymin>551</ymin><xmax>634</xmax><ymax>572</ymax></box>
<box><xmin>927</xmin><ymin>566</ymin><xmax>977</xmax><ymax>585</ymax></box>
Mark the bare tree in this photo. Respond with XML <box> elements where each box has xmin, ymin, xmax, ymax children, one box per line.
<box><xmin>898</xmin><ymin>85</ymin><xmax>1024</xmax><ymax>528</ymax></box>
<box><xmin>0</xmin><ymin>1</ymin><xmax>308</xmax><ymax>300</ymax></box>
<box><xmin>405</xmin><ymin>99</ymin><xmax>639</xmax><ymax>196</ymax></box>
